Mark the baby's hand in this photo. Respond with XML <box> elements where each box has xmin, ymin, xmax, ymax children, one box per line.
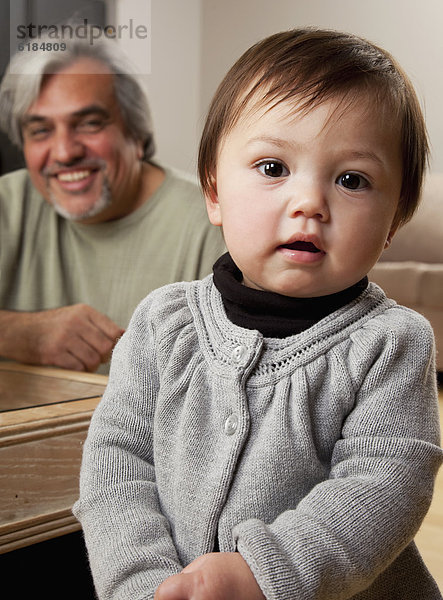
<box><xmin>154</xmin><ymin>552</ymin><xmax>266</xmax><ymax>600</ymax></box>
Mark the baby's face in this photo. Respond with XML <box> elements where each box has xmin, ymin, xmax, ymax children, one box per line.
<box><xmin>205</xmin><ymin>94</ymin><xmax>403</xmax><ymax>297</ymax></box>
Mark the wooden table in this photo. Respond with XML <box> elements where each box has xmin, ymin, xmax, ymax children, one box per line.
<box><xmin>0</xmin><ymin>362</ymin><xmax>107</xmax><ymax>554</ymax></box>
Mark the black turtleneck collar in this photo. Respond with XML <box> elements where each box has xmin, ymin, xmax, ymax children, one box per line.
<box><xmin>212</xmin><ymin>252</ymin><xmax>368</xmax><ymax>338</ymax></box>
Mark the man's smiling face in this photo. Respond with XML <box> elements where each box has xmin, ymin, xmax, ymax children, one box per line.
<box><xmin>22</xmin><ymin>58</ymin><xmax>144</xmax><ymax>224</ymax></box>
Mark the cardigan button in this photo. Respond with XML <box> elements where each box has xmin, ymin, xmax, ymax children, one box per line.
<box><xmin>224</xmin><ymin>413</ymin><xmax>239</xmax><ymax>435</ymax></box>
<box><xmin>231</xmin><ymin>345</ymin><xmax>247</xmax><ymax>363</ymax></box>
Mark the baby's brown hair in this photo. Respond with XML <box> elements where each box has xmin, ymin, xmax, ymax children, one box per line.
<box><xmin>198</xmin><ymin>28</ymin><xmax>429</xmax><ymax>227</ymax></box>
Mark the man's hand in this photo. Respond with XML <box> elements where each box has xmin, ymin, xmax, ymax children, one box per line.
<box><xmin>0</xmin><ymin>304</ymin><xmax>124</xmax><ymax>372</ymax></box>
<box><xmin>154</xmin><ymin>552</ymin><xmax>266</xmax><ymax>600</ymax></box>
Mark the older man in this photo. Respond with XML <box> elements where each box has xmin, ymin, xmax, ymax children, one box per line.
<box><xmin>0</xmin><ymin>34</ymin><xmax>224</xmax><ymax>373</ymax></box>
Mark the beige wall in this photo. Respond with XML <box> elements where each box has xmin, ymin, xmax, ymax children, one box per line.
<box><xmin>114</xmin><ymin>0</ymin><xmax>202</xmax><ymax>174</ymax></box>
<box><xmin>116</xmin><ymin>0</ymin><xmax>443</xmax><ymax>175</ymax></box>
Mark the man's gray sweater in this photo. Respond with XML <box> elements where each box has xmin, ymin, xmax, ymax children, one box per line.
<box><xmin>74</xmin><ymin>277</ymin><xmax>443</xmax><ymax>599</ymax></box>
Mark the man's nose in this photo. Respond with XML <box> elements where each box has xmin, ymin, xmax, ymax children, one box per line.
<box><xmin>286</xmin><ymin>179</ymin><xmax>330</xmax><ymax>222</ymax></box>
<box><xmin>50</xmin><ymin>127</ymin><xmax>85</xmax><ymax>164</ymax></box>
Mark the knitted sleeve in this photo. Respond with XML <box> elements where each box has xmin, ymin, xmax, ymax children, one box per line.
<box><xmin>233</xmin><ymin>309</ymin><xmax>443</xmax><ymax>600</ymax></box>
<box><xmin>73</xmin><ymin>291</ymin><xmax>183</xmax><ymax>600</ymax></box>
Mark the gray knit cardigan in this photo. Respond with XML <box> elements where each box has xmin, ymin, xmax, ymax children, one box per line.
<box><xmin>74</xmin><ymin>277</ymin><xmax>443</xmax><ymax>599</ymax></box>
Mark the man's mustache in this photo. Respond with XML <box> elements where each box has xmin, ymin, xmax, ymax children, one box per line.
<box><xmin>41</xmin><ymin>158</ymin><xmax>107</xmax><ymax>178</ymax></box>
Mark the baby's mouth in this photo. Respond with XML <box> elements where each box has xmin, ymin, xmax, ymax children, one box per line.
<box><xmin>280</xmin><ymin>241</ymin><xmax>322</xmax><ymax>253</ymax></box>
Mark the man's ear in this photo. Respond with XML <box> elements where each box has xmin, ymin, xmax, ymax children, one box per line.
<box><xmin>205</xmin><ymin>176</ymin><xmax>222</xmax><ymax>226</ymax></box>
<box><xmin>136</xmin><ymin>139</ymin><xmax>144</xmax><ymax>161</ymax></box>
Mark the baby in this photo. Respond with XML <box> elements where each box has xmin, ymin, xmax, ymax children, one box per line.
<box><xmin>74</xmin><ymin>28</ymin><xmax>443</xmax><ymax>600</ymax></box>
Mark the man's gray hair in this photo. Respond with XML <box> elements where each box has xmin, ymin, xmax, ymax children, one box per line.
<box><xmin>0</xmin><ymin>29</ymin><xmax>155</xmax><ymax>161</ymax></box>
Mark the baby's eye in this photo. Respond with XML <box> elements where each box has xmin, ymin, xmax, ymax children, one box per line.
<box><xmin>256</xmin><ymin>160</ymin><xmax>289</xmax><ymax>178</ymax></box>
<box><xmin>336</xmin><ymin>172</ymin><xmax>369</xmax><ymax>190</ymax></box>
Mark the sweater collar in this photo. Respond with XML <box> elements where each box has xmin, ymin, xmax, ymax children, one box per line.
<box><xmin>212</xmin><ymin>252</ymin><xmax>368</xmax><ymax>338</ymax></box>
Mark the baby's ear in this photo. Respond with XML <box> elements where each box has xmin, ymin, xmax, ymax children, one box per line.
<box><xmin>205</xmin><ymin>176</ymin><xmax>222</xmax><ymax>226</ymax></box>
<box><xmin>384</xmin><ymin>215</ymin><xmax>400</xmax><ymax>249</ymax></box>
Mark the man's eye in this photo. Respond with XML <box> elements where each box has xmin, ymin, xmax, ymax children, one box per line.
<box><xmin>336</xmin><ymin>172</ymin><xmax>369</xmax><ymax>190</ymax></box>
<box><xmin>77</xmin><ymin>119</ymin><xmax>106</xmax><ymax>133</ymax></box>
<box><xmin>25</xmin><ymin>127</ymin><xmax>50</xmax><ymax>139</ymax></box>
<box><xmin>256</xmin><ymin>161</ymin><xmax>289</xmax><ymax>178</ymax></box>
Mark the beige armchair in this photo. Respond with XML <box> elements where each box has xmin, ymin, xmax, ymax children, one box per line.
<box><xmin>369</xmin><ymin>172</ymin><xmax>443</xmax><ymax>372</ymax></box>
